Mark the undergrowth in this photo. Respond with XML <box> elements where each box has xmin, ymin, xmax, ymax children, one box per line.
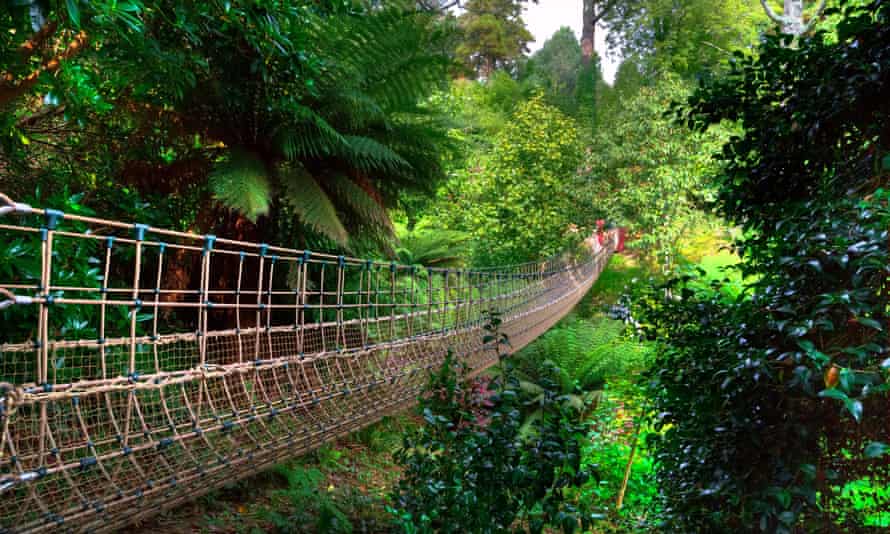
<box><xmin>514</xmin><ymin>315</ymin><xmax>652</xmax><ymax>391</ymax></box>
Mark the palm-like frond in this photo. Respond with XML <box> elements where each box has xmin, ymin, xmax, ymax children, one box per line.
<box><xmin>277</xmin><ymin>162</ymin><xmax>348</xmax><ymax>246</ymax></box>
<box><xmin>276</xmin><ymin>105</ymin><xmax>348</xmax><ymax>160</ymax></box>
<box><xmin>323</xmin><ymin>173</ymin><xmax>393</xmax><ymax>234</ymax></box>
<box><xmin>209</xmin><ymin>149</ymin><xmax>272</xmax><ymax>221</ymax></box>
<box><xmin>320</xmin><ymin>87</ymin><xmax>386</xmax><ymax>130</ymax></box>
<box><xmin>339</xmin><ymin>135</ymin><xmax>412</xmax><ymax>174</ymax></box>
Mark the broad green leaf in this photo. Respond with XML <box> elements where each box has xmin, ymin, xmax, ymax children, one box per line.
<box><xmin>67</xmin><ymin>0</ymin><xmax>80</xmax><ymax>28</ymax></box>
<box><xmin>864</xmin><ymin>441</ymin><xmax>889</xmax><ymax>458</ymax></box>
<box><xmin>817</xmin><ymin>388</ymin><xmax>847</xmax><ymax>401</ymax></box>
<box><xmin>798</xmin><ymin>339</ymin><xmax>830</xmax><ymax>364</ymax></box>
<box><xmin>856</xmin><ymin>317</ymin><xmax>883</xmax><ymax>331</ymax></box>
<box><xmin>278</xmin><ymin>163</ymin><xmax>348</xmax><ymax>246</ymax></box>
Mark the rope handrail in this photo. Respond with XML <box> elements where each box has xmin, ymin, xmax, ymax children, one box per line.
<box><xmin>0</xmin><ymin>193</ymin><xmax>617</xmax><ymax>533</ymax></box>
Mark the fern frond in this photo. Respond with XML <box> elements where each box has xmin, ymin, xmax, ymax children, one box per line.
<box><xmin>277</xmin><ymin>162</ymin><xmax>348</xmax><ymax>246</ymax></box>
<box><xmin>276</xmin><ymin>104</ymin><xmax>348</xmax><ymax>160</ymax></box>
<box><xmin>321</xmin><ymin>87</ymin><xmax>386</xmax><ymax>130</ymax></box>
<box><xmin>209</xmin><ymin>149</ymin><xmax>272</xmax><ymax>221</ymax></box>
<box><xmin>339</xmin><ymin>135</ymin><xmax>412</xmax><ymax>173</ymax></box>
<box><xmin>322</xmin><ymin>173</ymin><xmax>394</xmax><ymax>234</ymax></box>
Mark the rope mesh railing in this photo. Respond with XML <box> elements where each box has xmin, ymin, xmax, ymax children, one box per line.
<box><xmin>0</xmin><ymin>192</ymin><xmax>617</xmax><ymax>533</ymax></box>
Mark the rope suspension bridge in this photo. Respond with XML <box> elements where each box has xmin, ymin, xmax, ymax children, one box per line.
<box><xmin>0</xmin><ymin>193</ymin><xmax>617</xmax><ymax>533</ymax></box>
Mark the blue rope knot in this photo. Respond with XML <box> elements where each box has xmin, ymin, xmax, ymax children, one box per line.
<box><xmin>133</xmin><ymin>223</ymin><xmax>149</xmax><ymax>242</ymax></box>
<box><xmin>203</xmin><ymin>234</ymin><xmax>217</xmax><ymax>253</ymax></box>
<box><xmin>44</xmin><ymin>209</ymin><xmax>64</xmax><ymax>230</ymax></box>
<box><xmin>79</xmin><ymin>457</ymin><xmax>97</xmax><ymax>470</ymax></box>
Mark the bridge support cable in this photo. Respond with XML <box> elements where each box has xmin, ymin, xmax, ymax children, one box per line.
<box><xmin>0</xmin><ymin>193</ymin><xmax>617</xmax><ymax>532</ymax></box>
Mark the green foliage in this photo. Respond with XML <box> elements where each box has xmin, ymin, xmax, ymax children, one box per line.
<box><xmin>209</xmin><ymin>149</ymin><xmax>273</xmax><ymax>222</ymax></box>
<box><xmin>515</xmin><ymin>316</ymin><xmax>652</xmax><ymax>392</ymax></box>
<box><xmin>278</xmin><ymin>164</ymin><xmax>350</xmax><ymax>246</ymax></box>
<box><xmin>684</xmin><ymin>1</ymin><xmax>890</xmax><ymax>233</ymax></box>
<box><xmin>3</xmin><ymin>0</ymin><xmax>454</xmax><ymax>254</ymax></box>
<box><xmin>0</xmin><ymin>188</ymin><xmax>166</xmax><ymax>381</ymax></box>
<box><xmin>391</xmin><ymin>314</ymin><xmax>595</xmax><ymax>533</ymax></box>
<box><xmin>832</xmin><ymin>477</ymin><xmax>890</xmax><ymax>527</ymax></box>
<box><xmin>579</xmin><ymin>381</ymin><xmax>657</xmax><ymax>529</ymax></box>
<box><xmin>583</xmin><ymin>75</ymin><xmax>729</xmax><ymax>269</ymax></box>
<box><xmin>628</xmin><ymin>198</ymin><xmax>890</xmax><ymax>532</ymax></box>
<box><xmin>263</xmin><ymin>464</ymin><xmax>352</xmax><ymax>534</ymax></box>
<box><xmin>524</xmin><ymin>27</ymin><xmax>582</xmax><ymax>98</ymax></box>
<box><xmin>441</xmin><ymin>95</ymin><xmax>587</xmax><ymax>265</ymax></box>
<box><xmin>583</xmin><ymin>254</ymin><xmax>651</xmax><ymax>308</ymax></box>
<box><xmin>394</xmin><ymin>219</ymin><xmax>470</xmax><ymax>268</ymax></box>
<box><xmin>603</xmin><ymin>0</ymin><xmax>768</xmax><ymax>79</ymax></box>
<box><xmin>520</xmin><ymin>27</ymin><xmax>599</xmax><ymax>117</ymax></box>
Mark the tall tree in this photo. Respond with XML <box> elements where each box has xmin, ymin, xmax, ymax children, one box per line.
<box><xmin>522</xmin><ymin>27</ymin><xmax>584</xmax><ymax>113</ymax></box>
<box><xmin>581</xmin><ymin>0</ymin><xmax>623</xmax><ymax>64</ymax></box>
<box><xmin>456</xmin><ymin>0</ymin><xmax>534</xmax><ymax>77</ymax></box>
<box><xmin>583</xmin><ymin>75</ymin><xmax>726</xmax><ymax>270</ymax></box>
<box><xmin>760</xmin><ymin>0</ymin><xmax>827</xmax><ymax>35</ymax></box>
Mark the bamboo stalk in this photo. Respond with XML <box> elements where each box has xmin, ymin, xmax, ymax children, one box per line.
<box><xmin>616</xmin><ymin>419</ymin><xmax>641</xmax><ymax>510</ymax></box>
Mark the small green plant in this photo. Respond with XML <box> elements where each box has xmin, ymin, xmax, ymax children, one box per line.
<box><xmin>262</xmin><ymin>464</ymin><xmax>352</xmax><ymax>534</ymax></box>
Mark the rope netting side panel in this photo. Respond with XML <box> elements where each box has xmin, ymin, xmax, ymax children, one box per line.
<box><xmin>0</xmin><ymin>193</ymin><xmax>617</xmax><ymax>533</ymax></box>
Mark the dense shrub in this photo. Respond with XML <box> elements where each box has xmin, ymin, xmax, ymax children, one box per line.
<box><xmin>390</xmin><ymin>315</ymin><xmax>595</xmax><ymax>533</ymax></box>
<box><xmin>438</xmin><ymin>95</ymin><xmax>589</xmax><ymax>265</ymax></box>
<box><xmin>629</xmin><ymin>1</ymin><xmax>890</xmax><ymax>530</ymax></box>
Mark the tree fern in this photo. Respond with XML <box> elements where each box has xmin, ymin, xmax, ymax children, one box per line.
<box><xmin>395</xmin><ymin>221</ymin><xmax>469</xmax><ymax>267</ymax></box>
<box><xmin>193</xmin><ymin>2</ymin><xmax>452</xmax><ymax>253</ymax></box>
<box><xmin>276</xmin><ymin>105</ymin><xmax>348</xmax><ymax>160</ymax></box>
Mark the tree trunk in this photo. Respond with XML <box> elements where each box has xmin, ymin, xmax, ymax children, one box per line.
<box><xmin>28</xmin><ymin>1</ymin><xmax>45</xmax><ymax>32</ymax></box>
<box><xmin>784</xmin><ymin>0</ymin><xmax>804</xmax><ymax>35</ymax></box>
<box><xmin>581</xmin><ymin>0</ymin><xmax>596</xmax><ymax>64</ymax></box>
<box><xmin>480</xmin><ymin>55</ymin><xmax>494</xmax><ymax>79</ymax></box>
